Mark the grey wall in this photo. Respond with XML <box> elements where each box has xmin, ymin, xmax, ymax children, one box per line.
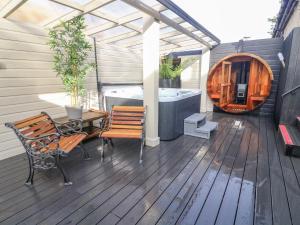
<box><xmin>210</xmin><ymin>38</ymin><xmax>283</xmax><ymax>116</ymax></box>
<box><xmin>275</xmin><ymin>27</ymin><xmax>300</xmax><ymax>125</ymax></box>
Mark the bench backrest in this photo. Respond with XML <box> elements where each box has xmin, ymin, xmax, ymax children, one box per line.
<box><xmin>5</xmin><ymin>112</ymin><xmax>57</xmax><ymax>140</ymax></box>
<box><xmin>110</xmin><ymin>106</ymin><xmax>146</xmax><ymax>131</ymax></box>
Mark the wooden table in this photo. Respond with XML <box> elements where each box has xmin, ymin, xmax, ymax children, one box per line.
<box><xmin>55</xmin><ymin>110</ymin><xmax>108</xmax><ymax>140</ymax></box>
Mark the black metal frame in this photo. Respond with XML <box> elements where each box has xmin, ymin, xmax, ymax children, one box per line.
<box><xmin>5</xmin><ymin>112</ymin><xmax>88</xmax><ymax>186</ymax></box>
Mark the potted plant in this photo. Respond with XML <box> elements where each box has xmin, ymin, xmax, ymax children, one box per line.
<box><xmin>159</xmin><ymin>57</ymin><xmax>183</xmax><ymax>88</ymax></box>
<box><xmin>48</xmin><ymin>16</ymin><xmax>94</xmax><ymax>119</ymax></box>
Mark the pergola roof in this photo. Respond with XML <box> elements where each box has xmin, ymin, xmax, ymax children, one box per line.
<box><xmin>0</xmin><ymin>0</ymin><xmax>220</xmax><ymax>54</ymax></box>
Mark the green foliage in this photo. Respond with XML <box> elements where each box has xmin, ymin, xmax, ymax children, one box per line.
<box><xmin>267</xmin><ymin>16</ymin><xmax>277</xmax><ymax>36</ymax></box>
<box><xmin>159</xmin><ymin>56</ymin><xmax>197</xmax><ymax>79</ymax></box>
<box><xmin>48</xmin><ymin>16</ymin><xmax>94</xmax><ymax>106</ymax></box>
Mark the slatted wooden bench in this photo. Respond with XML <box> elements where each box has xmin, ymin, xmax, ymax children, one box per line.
<box><xmin>5</xmin><ymin>112</ymin><xmax>88</xmax><ymax>185</ymax></box>
<box><xmin>100</xmin><ymin>106</ymin><xmax>146</xmax><ymax>163</ymax></box>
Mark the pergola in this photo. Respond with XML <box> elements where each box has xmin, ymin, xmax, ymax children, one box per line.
<box><xmin>0</xmin><ymin>0</ymin><xmax>220</xmax><ymax>146</ymax></box>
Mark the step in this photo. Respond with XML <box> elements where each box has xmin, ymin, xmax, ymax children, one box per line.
<box><xmin>184</xmin><ymin>113</ymin><xmax>206</xmax><ymax>125</ymax></box>
<box><xmin>279</xmin><ymin>124</ymin><xmax>300</xmax><ymax>156</ymax></box>
<box><xmin>194</xmin><ymin>121</ymin><xmax>218</xmax><ymax>139</ymax></box>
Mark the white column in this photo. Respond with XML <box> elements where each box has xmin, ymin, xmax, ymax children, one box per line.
<box><xmin>200</xmin><ymin>49</ymin><xmax>214</xmax><ymax>112</ymax></box>
<box><xmin>143</xmin><ymin>15</ymin><xmax>160</xmax><ymax>147</ymax></box>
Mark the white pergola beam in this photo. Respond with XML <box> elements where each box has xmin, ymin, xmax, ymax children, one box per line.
<box><xmin>121</xmin><ymin>0</ymin><xmax>212</xmax><ymax>48</ymax></box>
<box><xmin>0</xmin><ymin>0</ymin><xmax>27</xmax><ymax>18</ymax></box>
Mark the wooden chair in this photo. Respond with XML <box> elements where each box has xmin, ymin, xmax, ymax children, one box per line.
<box><xmin>5</xmin><ymin>112</ymin><xmax>88</xmax><ymax>185</ymax></box>
<box><xmin>99</xmin><ymin>106</ymin><xmax>146</xmax><ymax>163</ymax></box>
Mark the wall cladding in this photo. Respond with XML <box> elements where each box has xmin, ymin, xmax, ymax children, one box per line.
<box><xmin>210</xmin><ymin>38</ymin><xmax>283</xmax><ymax>116</ymax></box>
<box><xmin>275</xmin><ymin>27</ymin><xmax>300</xmax><ymax>125</ymax></box>
<box><xmin>0</xmin><ymin>19</ymin><xmax>142</xmax><ymax>160</ymax></box>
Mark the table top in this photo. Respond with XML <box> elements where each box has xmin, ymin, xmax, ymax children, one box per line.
<box><xmin>55</xmin><ymin>110</ymin><xmax>107</xmax><ymax>123</ymax></box>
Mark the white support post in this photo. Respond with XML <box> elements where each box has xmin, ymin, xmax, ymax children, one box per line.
<box><xmin>200</xmin><ymin>49</ymin><xmax>214</xmax><ymax>112</ymax></box>
<box><xmin>143</xmin><ymin>15</ymin><xmax>160</xmax><ymax>147</ymax></box>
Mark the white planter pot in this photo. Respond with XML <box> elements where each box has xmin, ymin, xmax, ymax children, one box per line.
<box><xmin>65</xmin><ymin>105</ymin><xmax>83</xmax><ymax>120</ymax></box>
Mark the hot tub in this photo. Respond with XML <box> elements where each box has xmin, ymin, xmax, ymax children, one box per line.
<box><xmin>103</xmin><ymin>86</ymin><xmax>201</xmax><ymax>140</ymax></box>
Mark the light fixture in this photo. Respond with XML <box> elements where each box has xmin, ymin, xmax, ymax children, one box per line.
<box><xmin>278</xmin><ymin>52</ymin><xmax>285</xmax><ymax>68</ymax></box>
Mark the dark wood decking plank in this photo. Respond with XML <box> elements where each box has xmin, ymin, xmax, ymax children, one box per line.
<box><xmin>0</xmin><ymin>141</ymin><xmax>138</xmax><ymax>210</ymax></box>
<box><xmin>172</xmin><ymin>121</ymin><xmax>242</xmax><ymax>225</ymax></box>
<box><xmin>194</xmin><ymin>121</ymin><xmax>245</xmax><ymax>225</ymax></box>
<box><xmin>106</xmin><ymin>140</ymin><xmax>204</xmax><ymax>225</ymax></box>
<box><xmin>37</xmin><ymin>136</ymin><xmax>197</xmax><ymax>225</ymax></box>
<box><xmin>0</xmin><ymin>153</ymin><xmax>26</xmax><ymax>170</ymax></box>
<box><xmin>109</xmin><ymin>117</ymin><xmax>234</xmax><ymax>225</ymax></box>
<box><xmin>0</xmin><ymin>139</ymin><xmax>132</xmax><ymax>196</ymax></box>
<box><xmin>98</xmin><ymin>115</ymin><xmax>231</xmax><ymax>225</ymax></box>
<box><xmin>134</xmin><ymin>141</ymin><xmax>214</xmax><ymax>224</ymax></box>
<box><xmin>254</xmin><ymin>117</ymin><xmax>273</xmax><ymax>225</ymax></box>
<box><xmin>234</xmin><ymin>118</ymin><xmax>259</xmax><ymax>225</ymax></box>
<box><xmin>274</xmin><ymin>124</ymin><xmax>300</xmax><ymax>225</ymax></box>
<box><xmin>1</xmin><ymin>113</ymin><xmax>299</xmax><ymax>225</ymax></box>
<box><xmin>266</xmin><ymin>119</ymin><xmax>292</xmax><ymax>225</ymax></box>
<box><xmin>59</xmin><ymin>137</ymin><xmax>205</xmax><ymax>225</ymax></box>
<box><xmin>0</xmin><ymin>141</ymin><xmax>144</xmax><ymax>224</ymax></box>
<box><xmin>1</xmin><ymin>138</ymin><xmax>165</xmax><ymax>225</ymax></box>
<box><xmin>214</xmin><ymin>126</ymin><xmax>251</xmax><ymax>225</ymax></box>
<box><xmin>150</xmin><ymin>118</ymin><xmax>234</xmax><ymax>225</ymax></box>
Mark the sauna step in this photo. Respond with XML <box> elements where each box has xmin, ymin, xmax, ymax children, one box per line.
<box><xmin>279</xmin><ymin>124</ymin><xmax>300</xmax><ymax>156</ymax></box>
<box><xmin>195</xmin><ymin>121</ymin><xmax>218</xmax><ymax>139</ymax></box>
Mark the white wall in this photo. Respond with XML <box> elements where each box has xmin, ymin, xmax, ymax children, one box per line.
<box><xmin>96</xmin><ymin>43</ymin><xmax>142</xmax><ymax>84</ymax></box>
<box><xmin>180</xmin><ymin>56</ymin><xmax>201</xmax><ymax>89</ymax></box>
<box><xmin>284</xmin><ymin>2</ymin><xmax>300</xmax><ymax>38</ymax></box>
<box><xmin>0</xmin><ymin>19</ymin><xmax>142</xmax><ymax>160</ymax></box>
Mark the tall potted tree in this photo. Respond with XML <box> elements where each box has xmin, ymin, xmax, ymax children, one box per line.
<box><xmin>48</xmin><ymin>16</ymin><xmax>94</xmax><ymax>119</ymax></box>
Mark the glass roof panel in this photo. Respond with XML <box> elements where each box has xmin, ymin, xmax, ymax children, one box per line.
<box><xmin>128</xmin><ymin>18</ymin><xmax>143</xmax><ymax>29</ymax></box>
<box><xmin>72</xmin><ymin>0</ymin><xmax>93</xmax><ymax>5</ymax></box>
<box><xmin>160</xmin><ymin>26</ymin><xmax>175</xmax><ymax>34</ymax></box>
<box><xmin>8</xmin><ymin>0</ymin><xmax>73</xmax><ymax>25</ymax></box>
<box><xmin>84</xmin><ymin>14</ymin><xmax>109</xmax><ymax>29</ymax></box>
<box><xmin>161</xmin><ymin>9</ymin><xmax>178</xmax><ymax>20</ymax></box>
<box><xmin>94</xmin><ymin>26</ymin><xmax>132</xmax><ymax>40</ymax></box>
<box><xmin>95</xmin><ymin>0</ymin><xmax>138</xmax><ymax>18</ymax></box>
<box><xmin>0</xmin><ymin>0</ymin><xmax>9</xmax><ymax>9</ymax></box>
<box><xmin>140</xmin><ymin>0</ymin><xmax>158</xmax><ymax>6</ymax></box>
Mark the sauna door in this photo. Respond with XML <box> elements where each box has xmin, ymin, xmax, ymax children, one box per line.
<box><xmin>220</xmin><ymin>61</ymin><xmax>232</xmax><ymax>107</ymax></box>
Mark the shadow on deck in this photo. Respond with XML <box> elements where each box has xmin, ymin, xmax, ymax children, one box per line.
<box><xmin>0</xmin><ymin>113</ymin><xmax>300</xmax><ymax>225</ymax></box>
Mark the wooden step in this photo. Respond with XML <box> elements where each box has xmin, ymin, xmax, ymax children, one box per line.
<box><xmin>279</xmin><ymin>124</ymin><xmax>300</xmax><ymax>156</ymax></box>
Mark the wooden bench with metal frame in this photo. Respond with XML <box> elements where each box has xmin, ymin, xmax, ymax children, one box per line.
<box><xmin>5</xmin><ymin>112</ymin><xmax>88</xmax><ymax>186</ymax></box>
<box><xmin>99</xmin><ymin>106</ymin><xmax>146</xmax><ymax>163</ymax></box>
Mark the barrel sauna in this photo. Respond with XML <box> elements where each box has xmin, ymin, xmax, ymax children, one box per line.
<box><xmin>207</xmin><ymin>53</ymin><xmax>273</xmax><ymax>113</ymax></box>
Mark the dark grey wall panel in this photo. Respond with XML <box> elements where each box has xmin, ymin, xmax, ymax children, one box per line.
<box><xmin>276</xmin><ymin>28</ymin><xmax>300</xmax><ymax>125</ymax></box>
<box><xmin>210</xmin><ymin>37</ymin><xmax>283</xmax><ymax>116</ymax></box>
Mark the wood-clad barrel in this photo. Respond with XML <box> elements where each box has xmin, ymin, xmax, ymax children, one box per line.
<box><xmin>207</xmin><ymin>53</ymin><xmax>273</xmax><ymax>113</ymax></box>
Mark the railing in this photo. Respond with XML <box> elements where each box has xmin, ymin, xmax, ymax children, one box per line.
<box><xmin>281</xmin><ymin>84</ymin><xmax>300</xmax><ymax>99</ymax></box>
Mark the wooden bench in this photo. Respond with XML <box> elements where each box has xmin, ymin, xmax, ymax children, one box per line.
<box><xmin>100</xmin><ymin>106</ymin><xmax>146</xmax><ymax>163</ymax></box>
<box><xmin>5</xmin><ymin>112</ymin><xmax>88</xmax><ymax>185</ymax></box>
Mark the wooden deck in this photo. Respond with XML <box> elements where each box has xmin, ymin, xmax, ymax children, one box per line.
<box><xmin>1</xmin><ymin>113</ymin><xmax>300</xmax><ymax>225</ymax></box>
